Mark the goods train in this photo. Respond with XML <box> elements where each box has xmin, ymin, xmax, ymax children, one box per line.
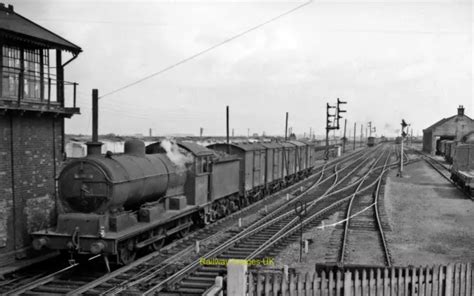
<box><xmin>450</xmin><ymin>143</ymin><xmax>474</xmax><ymax>196</ymax></box>
<box><xmin>31</xmin><ymin>139</ymin><xmax>326</xmax><ymax>264</ymax></box>
<box><xmin>436</xmin><ymin>139</ymin><xmax>474</xmax><ymax>196</ymax></box>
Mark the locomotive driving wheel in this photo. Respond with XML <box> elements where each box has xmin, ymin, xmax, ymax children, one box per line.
<box><xmin>118</xmin><ymin>240</ymin><xmax>136</xmax><ymax>265</ymax></box>
<box><xmin>177</xmin><ymin>217</ymin><xmax>192</xmax><ymax>238</ymax></box>
<box><xmin>150</xmin><ymin>228</ymin><xmax>165</xmax><ymax>251</ymax></box>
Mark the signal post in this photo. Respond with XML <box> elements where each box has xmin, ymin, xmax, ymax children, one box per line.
<box><xmin>325</xmin><ymin>98</ymin><xmax>347</xmax><ymax>160</ymax></box>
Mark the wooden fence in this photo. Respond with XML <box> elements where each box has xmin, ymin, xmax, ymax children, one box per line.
<box><xmin>247</xmin><ymin>263</ymin><xmax>472</xmax><ymax>296</ymax></box>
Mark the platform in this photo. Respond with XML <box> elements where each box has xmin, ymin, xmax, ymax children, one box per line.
<box><xmin>384</xmin><ymin>159</ymin><xmax>474</xmax><ymax>265</ymax></box>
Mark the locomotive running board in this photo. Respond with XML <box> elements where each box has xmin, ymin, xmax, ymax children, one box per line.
<box><xmin>135</xmin><ymin>221</ymin><xmax>193</xmax><ymax>249</ymax></box>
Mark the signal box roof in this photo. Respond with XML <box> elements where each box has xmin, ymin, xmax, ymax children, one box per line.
<box><xmin>0</xmin><ymin>4</ymin><xmax>81</xmax><ymax>54</ymax></box>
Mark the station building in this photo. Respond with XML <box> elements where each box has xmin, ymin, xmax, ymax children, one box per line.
<box><xmin>422</xmin><ymin>106</ymin><xmax>474</xmax><ymax>155</ymax></box>
<box><xmin>0</xmin><ymin>4</ymin><xmax>81</xmax><ymax>265</ymax></box>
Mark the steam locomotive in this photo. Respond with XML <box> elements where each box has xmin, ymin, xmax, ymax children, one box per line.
<box><xmin>31</xmin><ymin>139</ymin><xmax>324</xmax><ymax>264</ymax></box>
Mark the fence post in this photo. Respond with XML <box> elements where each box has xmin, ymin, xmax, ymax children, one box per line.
<box><xmin>227</xmin><ymin>259</ymin><xmax>247</xmax><ymax>296</ymax></box>
<box><xmin>369</xmin><ymin>269</ymin><xmax>375</xmax><ymax>296</ymax></box>
<box><xmin>460</xmin><ymin>263</ymin><xmax>466</xmax><ymax>296</ymax></box>
<box><xmin>466</xmin><ymin>263</ymin><xmax>472</xmax><ymax>296</ymax></box>
<box><xmin>354</xmin><ymin>269</ymin><xmax>360</xmax><ymax>296</ymax></box>
<box><xmin>454</xmin><ymin>263</ymin><xmax>460</xmax><ymax>296</ymax></box>
<box><xmin>289</xmin><ymin>272</ymin><xmax>296</xmax><ymax>296</ymax></box>
<box><xmin>297</xmin><ymin>273</ymin><xmax>303</xmax><ymax>295</ymax></box>
<box><xmin>432</xmin><ymin>265</ymin><xmax>439</xmax><ymax>296</ymax></box>
<box><xmin>195</xmin><ymin>241</ymin><xmax>200</xmax><ymax>254</ymax></box>
<box><xmin>329</xmin><ymin>270</ymin><xmax>334</xmax><ymax>296</ymax></box>
<box><xmin>336</xmin><ymin>270</ymin><xmax>342</xmax><ymax>296</ymax></box>
<box><xmin>215</xmin><ymin>276</ymin><xmax>223</xmax><ymax>296</ymax></box>
<box><xmin>445</xmin><ymin>264</ymin><xmax>453</xmax><ymax>296</ymax></box>
<box><xmin>343</xmin><ymin>270</ymin><xmax>352</xmax><ymax>296</ymax></box>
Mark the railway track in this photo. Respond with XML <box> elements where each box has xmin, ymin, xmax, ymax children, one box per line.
<box><xmin>114</xmin><ymin>145</ymin><xmax>401</xmax><ymax>295</ymax></box>
<box><xmin>4</xmin><ymin>148</ymin><xmax>366</xmax><ymax>295</ymax></box>
<box><xmin>5</xmin><ymin>255</ymin><xmax>104</xmax><ymax>296</ymax></box>
<box><xmin>335</xmin><ymin>145</ymin><xmax>393</xmax><ymax>266</ymax></box>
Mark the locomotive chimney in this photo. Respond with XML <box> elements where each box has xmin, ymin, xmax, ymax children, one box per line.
<box><xmin>86</xmin><ymin>89</ymin><xmax>103</xmax><ymax>155</ymax></box>
<box><xmin>458</xmin><ymin>105</ymin><xmax>464</xmax><ymax>116</ymax></box>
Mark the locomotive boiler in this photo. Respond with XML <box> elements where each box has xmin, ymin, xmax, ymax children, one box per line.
<box><xmin>59</xmin><ymin>139</ymin><xmax>186</xmax><ymax>214</ymax></box>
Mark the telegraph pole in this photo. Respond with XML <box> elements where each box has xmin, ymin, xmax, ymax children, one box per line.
<box><xmin>226</xmin><ymin>106</ymin><xmax>230</xmax><ymax>153</ymax></box>
<box><xmin>353</xmin><ymin>122</ymin><xmax>356</xmax><ymax>150</ymax></box>
<box><xmin>342</xmin><ymin>119</ymin><xmax>347</xmax><ymax>153</ymax></box>
<box><xmin>285</xmin><ymin>112</ymin><xmax>289</xmax><ymax>141</ymax></box>
<box><xmin>360</xmin><ymin>124</ymin><xmax>363</xmax><ymax>147</ymax></box>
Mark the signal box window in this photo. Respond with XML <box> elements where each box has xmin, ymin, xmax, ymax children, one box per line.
<box><xmin>2</xmin><ymin>46</ymin><xmax>50</xmax><ymax>101</ymax></box>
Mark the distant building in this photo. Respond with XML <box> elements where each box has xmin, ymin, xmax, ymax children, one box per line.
<box><xmin>422</xmin><ymin>106</ymin><xmax>474</xmax><ymax>155</ymax></box>
<box><xmin>0</xmin><ymin>3</ymin><xmax>81</xmax><ymax>265</ymax></box>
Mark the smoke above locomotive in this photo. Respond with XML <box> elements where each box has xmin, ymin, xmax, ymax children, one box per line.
<box><xmin>160</xmin><ymin>139</ymin><xmax>194</xmax><ymax>169</ymax></box>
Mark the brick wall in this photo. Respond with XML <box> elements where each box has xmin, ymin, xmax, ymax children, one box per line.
<box><xmin>0</xmin><ymin>114</ymin><xmax>63</xmax><ymax>264</ymax></box>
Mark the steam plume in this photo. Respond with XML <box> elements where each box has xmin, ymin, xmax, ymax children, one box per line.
<box><xmin>160</xmin><ymin>139</ymin><xmax>193</xmax><ymax>169</ymax></box>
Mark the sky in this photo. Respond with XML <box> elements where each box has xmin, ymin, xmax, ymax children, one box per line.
<box><xmin>11</xmin><ymin>0</ymin><xmax>473</xmax><ymax>138</ymax></box>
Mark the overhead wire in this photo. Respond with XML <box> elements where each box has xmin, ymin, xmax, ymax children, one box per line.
<box><xmin>99</xmin><ymin>0</ymin><xmax>313</xmax><ymax>99</ymax></box>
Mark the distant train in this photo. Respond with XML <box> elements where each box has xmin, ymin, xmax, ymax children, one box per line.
<box><xmin>367</xmin><ymin>136</ymin><xmax>384</xmax><ymax>147</ymax></box>
<box><xmin>31</xmin><ymin>139</ymin><xmax>330</xmax><ymax>264</ymax></box>
<box><xmin>367</xmin><ymin>137</ymin><xmax>375</xmax><ymax>147</ymax></box>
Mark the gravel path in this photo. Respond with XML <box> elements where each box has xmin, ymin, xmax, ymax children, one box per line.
<box><xmin>384</xmin><ymin>159</ymin><xmax>474</xmax><ymax>265</ymax></box>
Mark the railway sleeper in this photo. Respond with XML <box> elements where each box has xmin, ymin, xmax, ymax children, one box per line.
<box><xmin>48</xmin><ymin>279</ymin><xmax>88</xmax><ymax>286</ymax></box>
<box><xmin>194</xmin><ymin>270</ymin><xmax>221</xmax><ymax>277</ymax></box>
<box><xmin>230</xmin><ymin>246</ymin><xmax>258</xmax><ymax>251</ymax></box>
<box><xmin>167</xmin><ymin>287</ymin><xmax>206</xmax><ymax>294</ymax></box>
<box><xmin>185</xmin><ymin>275</ymin><xmax>216</xmax><ymax>283</ymax></box>
<box><xmin>218</xmin><ymin>254</ymin><xmax>246</xmax><ymax>259</ymax></box>
<box><xmin>33</xmin><ymin>285</ymin><xmax>76</xmax><ymax>294</ymax></box>
<box><xmin>24</xmin><ymin>292</ymin><xmax>63</xmax><ymax>296</ymax></box>
<box><xmin>241</xmin><ymin>239</ymin><xmax>269</xmax><ymax>244</ymax></box>
<box><xmin>199</xmin><ymin>266</ymin><xmax>226</xmax><ymax>272</ymax></box>
<box><xmin>225</xmin><ymin>250</ymin><xmax>253</xmax><ymax>256</ymax></box>
<box><xmin>179</xmin><ymin>280</ymin><xmax>214</xmax><ymax>288</ymax></box>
